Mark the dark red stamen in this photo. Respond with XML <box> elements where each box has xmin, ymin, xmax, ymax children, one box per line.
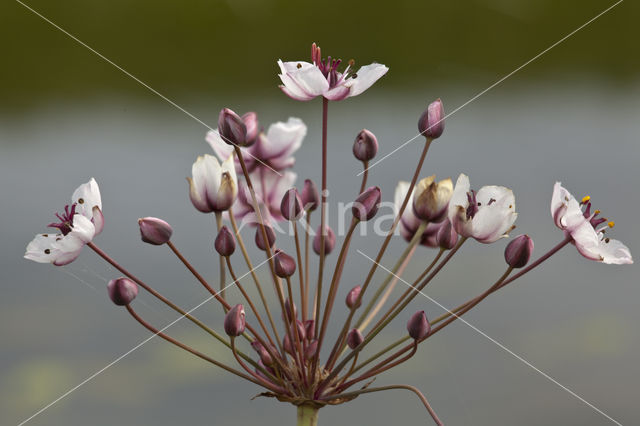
<box><xmin>48</xmin><ymin>203</ymin><xmax>77</xmax><ymax>235</ymax></box>
<box><xmin>466</xmin><ymin>190</ymin><xmax>479</xmax><ymax>219</ymax></box>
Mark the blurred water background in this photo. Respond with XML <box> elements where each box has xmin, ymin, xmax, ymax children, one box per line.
<box><xmin>2</xmin><ymin>0</ymin><xmax>639</xmax><ymax>425</ymax></box>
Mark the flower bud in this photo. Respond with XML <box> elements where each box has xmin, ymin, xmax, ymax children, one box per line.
<box><xmin>304</xmin><ymin>319</ymin><xmax>315</xmax><ymax>340</ymax></box>
<box><xmin>138</xmin><ymin>217</ymin><xmax>173</xmax><ymax>245</ymax></box>
<box><xmin>242</xmin><ymin>112</ymin><xmax>259</xmax><ymax>146</ymax></box>
<box><xmin>301</xmin><ymin>179</ymin><xmax>319</xmax><ymax>212</ymax></box>
<box><xmin>256</xmin><ymin>359</ymin><xmax>275</xmax><ymax>382</ymax></box>
<box><xmin>352</xmin><ymin>129</ymin><xmax>378</xmax><ymax>162</ymax></box>
<box><xmin>283</xmin><ymin>298</ymin><xmax>297</xmax><ymax>322</ymax></box>
<box><xmin>218</xmin><ymin>108</ymin><xmax>248</xmax><ymax>147</ymax></box>
<box><xmin>352</xmin><ymin>186</ymin><xmax>381</xmax><ymax>221</ymax></box>
<box><xmin>107</xmin><ymin>277</ymin><xmax>138</xmax><ymax>306</ymax></box>
<box><xmin>305</xmin><ymin>340</ymin><xmax>318</xmax><ymax>360</ymax></box>
<box><xmin>251</xmin><ymin>341</ymin><xmax>275</xmax><ymax>366</ymax></box>
<box><xmin>436</xmin><ymin>218</ymin><xmax>458</xmax><ymax>250</ymax></box>
<box><xmin>346</xmin><ymin>328</ymin><xmax>364</xmax><ymax>349</ymax></box>
<box><xmin>274</xmin><ymin>250</ymin><xmax>297</xmax><ymax>278</ymax></box>
<box><xmin>224</xmin><ymin>304</ymin><xmax>246</xmax><ymax>337</ymax></box>
<box><xmin>313</xmin><ymin>225</ymin><xmax>336</xmax><ymax>255</ymax></box>
<box><xmin>283</xmin><ymin>333</ymin><xmax>294</xmax><ymax>355</ymax></box>
<box><xmin>504</xmin><ymin>234</ymin><xmax>534</xmax><ymax>269</ymax></box>
<box><xmin>280</xmin><ymin>188</ymin><xmax>304</xmax><ymax>221</ymax></box>
<box><xmin>346</xmin><ymin>285</ymin><xmax>362</xmax><ymax>309</ymax></box>
<box><xmin>407</xmin><ymin>310</ymin><xmax>430</xmax><ymax>340</ymax></box>
<box><xmin>214</xmin><ymin>226</ymin><xmax>236</xmax><ymax>257</ymax></box>
<box><xmin>413</xmin><ymin>176</ymin><xmax>453</xmax><ymax>222</ymax></box>
<box><xmin>255</xmin><ymin>225</ymin><xmax>276</xmax><ymax>251</ymax></box>
<box><xmin>418</xmin><ymin>98</ymin><xmax>445</xmax><ymax>139</ymax></box>
<box><xmin>293</xmin><ymin>319</ymin><xmax>307</xmax><ymax>341</ymax></box>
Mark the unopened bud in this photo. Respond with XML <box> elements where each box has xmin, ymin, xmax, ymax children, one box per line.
<box><xmin>224</xmin><ymin>304</ymin><xmax>246</xmax><ymax>337</ymax></box>
<box><xmin>280</xmin><ymin>188</ymin><xmax>304</xmax><ymax>221</ymax></box>
<box><xmin>214</xmin><ymin>226</ymin><xmax>236</xmax><ymax>257</ymax></box>
<box><xmin>251</xmin><ymin>341</ymin><xmax>275</xmax><ymax>366</ymax></box>
<box><xmin>255</xmin><ymin>225</ymin><xmax>276</xmax><ymax>251</ymax></box>
<box><xmin>218</xmin><ymin>108</ymin><xmax>248</xmax><ymax>147</ymax></box>
<box><xmin>242</xmin><ymin>112</ymin><xmax>259</xmax><ymax>146</ymax></box>
<box><xmin>305</xmin><ymin>340</ymin><xmax>318</xmax><ymax>360</ymax></box>
<box><xmin>301</xmin><ymin>179</ymin><xmax>319</xmax><ymax>212</ymax></box>
<box><xmin>107</xmin><ymin>277</ymin><xmax>138</xmax><ymax>306</ymax></box>
<box><xmin>256</xmin><ymin>359</ymin><xmax>275</xmax><ymax>382</ymax></box>
<box><xmin>352</xmin><ymin>129</ymin><xmax>378</xmax><ymax>162</ymax></box>
<box><xmin>407</xmin><ymin>310</ymin><xmax>430</xmax><ymax>340</ymax></box>
<box><xmin>283</xmin><ymin>298</ymin><xmax>297</xmax><ymax>322</ymax></box>
<box><xmin>283</xmin><ymin>333</ymin><xmax>294</xmax><ymax>355</ymax></box>
<box><xmin>436</xmin><ymin>218</ymin><xmax>458</xmax><ymax>250</ymax></box>
<box><xmin>138</xmin><ymin>217</ymin><xmax>173</xmax><ymax>245</ymax></box>
<box><xmin>313</xmin><ymin>225</ymin><xmax>336</xmax><ymax>255</ymax></box>
<box><xmin>346</xmin><ymin>285</ymin><xmax>362</xmax><ymax>309</ymax></box>
<box><xmin>293</xmin><ymin>319</ymin><xmax>306</xmax><ymax>341</ymax></box>
<box><xmin>413</xmin><ymin>176</ymin><xmax>453</xmax><ymax>222</ymax></box>
<box><xmin>352</xmin><ymin>186</ymin><xmax>381</xmax><ymax>221</ymax></box>
<box><xmin>504</xmin><ymin>234</ymin><xmax>534</xmax><ymax>269</ymax></box>
<box><xmin>274</xmin><ymin>250</ymin><xmax>297</xmax><ymax>278</ymax></box>
<box><xmin>304</xmin><ymin>319</ymin><xmax>315</xmax><ymax>340</ymax></box>
<box><xmin>346</xmin><ymin>328</ymin><xmax>364</xmax><ymax>349</ymax></box>
<box><xmin>418</xmin><ymin>98</ymin><xmax>445</xmax><ymax>139</ymax></box>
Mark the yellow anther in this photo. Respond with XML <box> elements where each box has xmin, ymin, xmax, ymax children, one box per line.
<box><xmin>594</xmin><ymin>210</ymin><xmax>601</xmax><ymax>215</ymax></box>
<box><xmin>581</xmin><ymin>195</ymin><xmax>591</xmax><ymax>204</ymax></box>
<box><xmin>608</xmin><ymin>221</ymin><xmax>615</xmax><ymax>228</ymax></box>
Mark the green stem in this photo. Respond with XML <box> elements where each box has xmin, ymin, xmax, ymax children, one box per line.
<box><xmin>297</xmin><ymin>404</ymin><xmax>319</xmax><ymax>426</ymax></box>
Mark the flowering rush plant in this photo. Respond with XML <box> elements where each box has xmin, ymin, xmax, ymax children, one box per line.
<box><xmin>26</xmin><ymin>43</ymin><xmax>632</xmax><ymax>426</ymax></box>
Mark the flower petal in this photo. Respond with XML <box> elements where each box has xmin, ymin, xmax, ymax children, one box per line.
<box><xmin>206</xmin><ymin>129</ymin><xmax>235</xmax><ymax>160</ymax></box>
<box><xmin>448</xmin><ymin>174</ymin><xmax>471</xmax><ymax>223</ymax></box>
<box><xmin>72</xmin><ymin>178</ymin><xmax>102</xmax><ymax>219</ymax></box>
<box><xmin>69</xmin><ymin>214</ymin><xmax>96</xmax><ymax>243</ymax></box>
<box><xmin>278</xmin><ymin>60</ymin><xmax>328</xmax><ymax>99</ymax></box>
<box><xmin>24</xmin><ymin>234</ymin><xmax>62</xmax><ymax>264</ymax></box>
<box><xmin>594</xmin><ymin>237</ymin><xmax>633</xmax><ymax>264</ymax></box>
<box><xmin>259</xmin><ymin>118</ymin><xmax>307</xmax><ymax>161</ymax></box>
<box><xmin>345</xmin><ymin>63</ymin><xmax>389</xmax><ymax>97</ymax></box>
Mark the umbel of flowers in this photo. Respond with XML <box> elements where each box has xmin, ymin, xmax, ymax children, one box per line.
<box><xmin>25</xmin><ymin>43</ymin><xmax>632</xmax><ymax>426</ymax></box>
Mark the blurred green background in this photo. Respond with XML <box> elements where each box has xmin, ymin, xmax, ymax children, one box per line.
<box><xmin>2</xmin><ymin>1</ymin><xmax>639</xmax><ymax>425</ymax></box>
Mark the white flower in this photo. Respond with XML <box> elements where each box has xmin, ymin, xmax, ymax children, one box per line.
<box><xmin>448</xmin><ymin>174</ymin><xmax>517</xmax><ymax>243</ymax></box>
<box><xmin>187</xmin><ymin>154</ymin><xmax>238</xmax><ymax>213</ymax></box>
<box><xmin>277</xmin><ymin>43</ymin><xmax>388</xmax><ymax>101</ymax></box>
<box><xmin>551</xmin><ymin>182</ymin><xmax>632</xmax><ymax>264</ymax></box>
<box><xmin>25</xmin><ymin>178</ymin><xmax>104</xmax><ymax>266</ymax></box>
<box><xmin>207</xmin><ymin>117</ymin><xmax>306</xmax><ymax>173</ymax></box>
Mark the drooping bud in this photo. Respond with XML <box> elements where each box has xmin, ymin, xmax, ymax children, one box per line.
<box><xmin>214</xmin><ymin>226</ymin><xmax>236</xmax><ymax>257</ymax></box>
<box><xmin>436</xmin><ymin>218</ymin><xmax>458</xmax><ymax>250</ymax></box>
<box><xmin>407</xmin><ymin>310</ymin><xmax>430</xmax><ymax>340</ymax></box>
<box><xmin>418</xmin><ymin>98</ymin><xmax>445</xmax><ymax>139</ymax></box>
<box><xmin>313</xmin><ymin>225</ymin><xmax>336</xmax><ymax>255</ymax></box>
<box><xmin>274</xmin><ymin>250</ymin><xmax>297</xmax><ymax>278</ymax></box>
<box><xmin>138</xmin><ymin>217</ymin><xmax>173</xmax><ymax>245</ymax></box>
<box><xmin>218</xmin><ymin>108</ymin><xmax>248</xmax><ymax>147</ymax></box>
<box><xmin>242</xmin><ymin>112</ymin><xmax>259</xmax><ymax>146</ymax></box>
<box><xmin>107</xmin><ymin>277</ymin><xmax>138</xmax><ymax>306</ymax></box>
<box><xmin>304</xmin><ymin>319</ymin><xmax>315</xmax><ymax>340</ymax></box>
<box><xmin>280</xmin><ymin>188</ymin><xmax>304</xmax><ymax>221</ymax></box>
<box><xmin>224</xmin><ymin>304</ymin><xmax>246</xmax><ymax>337</ymax></box>
<box><xmin>305</xmin><ymin>340</ymin><xmax>319</xmax><ymax>360</ymax></box>
<box><xmin>352</xmin><ymin>129</ymin><xmax>378</xmax><ymax>162</ymax></box>
<box><xmin>346</xmin><ymin>328</ymin><xmax>364</xmax><ymax>349</ymax></box>
<box><xmin>255</xmin><ymin>359</ymin><xmax>275</xmax><ymax>382</ymax></box>
<box><xmin>251</xmin><ymin>341</ymin><xmax>275</xmax><ymax>366</ymax></box>
<box><xmin>301</xmin><ymin>179</ymin><xmax>319</xmax><ymax>212</ymax></box>
<box><xmin>255</xmin><ymin>225</ymin><xmax>276</xmax><ymax>251</ymax></box>
<box><xmin>504</xmin><ymin>234</ymin><xmax>534</xmax><ymax>269</ymax></box>
<box><xmin>352</xmin><ymin>186</ymin><xmax>382</xmax><ymax>221</ymax></box>
<box><xmin>346</xmin><ymin>285</ymin><xmax>362</xmax><ymax>309</ymax></box>
<box><xmin>283</xmin><ymin>298</ymin><xmax>297</xmax><ymax>322</ymax></box>
<box><xmin>413</xmin><ymin>176</ymin><xmax>453</xmax><ymax>222</ymax></box>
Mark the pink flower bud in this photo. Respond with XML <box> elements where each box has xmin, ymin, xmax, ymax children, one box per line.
<box><xmin>251</xmin><ymin>341</ymin><xmax>275</xmax><ymax>366</ymax></box>
<box><xmin>283</xmin><ymin>298</ymin><xmax>297</xmax><ymax>322</ymax></box>
<box><xmin>413</xmin><ymin>176</ymin><xmax>453</xmax><ymax>222</ymax></box>
<box><xmin>304</xmin><ymin>319</ymin><xmax>315</xmax><ymax>340</ymax></box>
<box><xmin>346</xmin><ymin>285</ymin><xmax>362</xmax><ymax>309</ymax></box>
<box><xmin>242</xmin><ymin>112</ymin><xmax>259</xmax><ymax>146</ymax></box>
<box><xmin>305</xmin><ymin>340</ymin><xmax>318</xmax><ymax>360</ymax></box>
<box><xmin>255</xmin><ymin>359</ymin><xmax>275</xmax><ymax>382</ymax></box>
<box><xmin>224</xmin><ymin>304</ymin><xmax>246</xmax><ymax>337</ymax></box>
<box><xmin>214</xmin><ymin>226</ymin><xmax>236</xmax><ymax>257</ymax></box>
<box><xmin>301</xmin><ymin>179</ymin><xmax>319</xmax><ymax>212</ymax></box>
<box><xmin>346</xmin><ymin>328</ymin><xmax>364</xmax><ymax>349</ymax></box>
<box><xmin>218</xmin><ymin>108</ymin><xmax>248</xmax><ymax>147</ymax></box>
<box><xmin>255</xmin><ymin>225</ymin><xmax>276</xmax><ymax>251</ymax></box>
<box><xmin>418</xmin><ymin>98</ymin><xmax>445</xmax><ymax>139</ymax></box>
<box><xmin>274</xmin><ymin>250</ymin><xmax>297</xmax><ymax>278</ymax></box>
<box><xmin>313</xmin><ymin>225</ymin><xmax>336</xmax><ymax>255</ymax></box>
<box><xmin>504</xmin><ymin>234</ymin><xmax>534</xmax><ymax>269</ymax></box>
<box><xmin>407</xmin><ymin>310</ymin><xmax>430</xmax><ymax>340</ymax></box>
<box><xmin>280</xmin><ymin>188</ymin><xmax>304</xmax><ymax>221</ymax></box>
<box><xmin>283</xmin><ymin>333</ymin><xmax>294</xmax><ymax>355</ymax></box>
<box><xmin>352</xmin><ymin>129</ymin><xmax>378</xmax><ymax>162</ymax></box>
<box><xmin>352</xmin><ymin>186</ymin><xmax>381</xmax><ymax>221</ymax></box>
<box><xmin>107</xmin><ymin>277</ymin><xmax>138</xmax><ymax>306</ymax></box>
<box><xmin>436</xmin><ymin>218</ymin><xmax>458</xmax><ymax>250</ymax></box>
<box><xmin>138</xmin><ymin>217</ymin><xmax>173</xmax><ymax>245</ymax></box>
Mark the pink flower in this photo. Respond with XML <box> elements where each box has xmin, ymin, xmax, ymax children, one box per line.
<box><xmin>278</xmin><ymin>43</ymin><xmax>388</xmax><ymax>101</ymax></box>
<box><xmin>551</xmin><ymin>183</ymin><xmax>632</xmax><ymax>264</ymax></box>
<box><xmin>234</xmin><ymin>168</ymin><xmax>297</xmax><ymax>226</ymax></box>
<box><xmin>25</xmin><ymin>178</ymin><xmax>104</xmax><ymax>266</ymax></box>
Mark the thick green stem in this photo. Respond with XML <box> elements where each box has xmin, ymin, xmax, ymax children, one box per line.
<box><xmin>297</xmin><ymin>405</ymin><xmax>319</xmax><ymax>426</ymax></box>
